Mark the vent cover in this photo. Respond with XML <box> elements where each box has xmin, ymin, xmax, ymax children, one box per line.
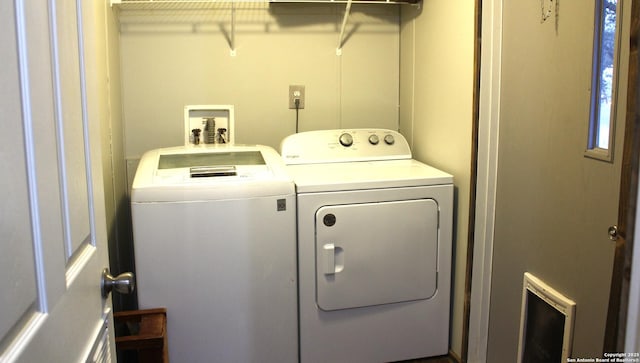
<box><xmin>517</xmin><ymin>272</ymin><xmax>576</xmax><ymax>363</ymax></box>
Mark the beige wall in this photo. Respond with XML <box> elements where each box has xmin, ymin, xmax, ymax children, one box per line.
<box><xmin>118</xmin><ymin>3</ymin><xmax>401</xmax><ymax>159</ymax></box>
<box><xmin>487</xmin><ymin>0</ymin><xmax>630</xmax><ymax>360</ymax></box>
<box><xmin>400</xmin><ymin>1</ymin><xmax>476</xmax><ymax>358</ymax></box>
<box><xmin>99</xmin><ymin>2</ymin><xmax>136</xmax><ymax>310</ymax></box>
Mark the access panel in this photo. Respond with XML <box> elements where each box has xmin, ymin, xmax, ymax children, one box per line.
<box><xmin>315</xmin><ymin>199</ymin><xmax>439</xmax><ymax>311</ymax></box>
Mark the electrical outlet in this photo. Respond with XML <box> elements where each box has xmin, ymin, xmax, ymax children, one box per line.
<box><xmin>289</xmin><ymin>85</ymin><xmax>305</xmax><ymax>109</ymax></box>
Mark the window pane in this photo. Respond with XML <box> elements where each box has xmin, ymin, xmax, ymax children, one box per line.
<box><xmin>588</xmin><ymin>0</ymin><xmax>618</xmax><ymax>158</ymax></box>
<box><xmin>597</xmin><ymin>0</ymin><xmax>617</xmax><ymax>149</ymax></box>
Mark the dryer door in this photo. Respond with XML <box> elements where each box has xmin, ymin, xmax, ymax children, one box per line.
<box><xmin>315</xmin><ymin>199</ymin><xmax>439</xmax><ymax>311</ymax></box>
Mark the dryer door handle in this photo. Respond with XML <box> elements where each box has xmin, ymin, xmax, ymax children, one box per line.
<box><xmin>323</xmin><ymin>244</ymin><xmax>344</xmax><ymax>275</ymax></box>
<box><xmin>323</xmin><ymin>244</ymin><xmax>336</xmax><ymax>275</ymax></box>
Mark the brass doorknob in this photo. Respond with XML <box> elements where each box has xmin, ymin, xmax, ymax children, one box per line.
<box><xmin>608</xmin><ymin>225</ymin><xmax>619</xmax><ymax>241</ymax></box>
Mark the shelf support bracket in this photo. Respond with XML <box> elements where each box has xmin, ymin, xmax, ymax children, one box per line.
<box><xmin>336</xmin><ymin>0</ymin><xmax>352</xmax><ymax>56</ymax></box>
<box><xmin>230</xmin><ymin>0</ymin><xmax>236</xmax><ymax>56</ymax></box>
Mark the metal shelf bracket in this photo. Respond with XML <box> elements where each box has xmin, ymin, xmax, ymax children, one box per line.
<box><xmin>230</xmin><ymin>0</ymin><xmax>236</xmax><ymax>56</ymax></box>
<box><xmin>110</xmin><ymin>0</ymin><xmax>238</xmax><ymax>56</ymax></box>
<box><xmin>336</xmin><ymin>0</ymin><xmax>352</xmax><ymax>56</ymax></box>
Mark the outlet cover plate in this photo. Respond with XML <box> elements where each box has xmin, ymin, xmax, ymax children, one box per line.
<box><xmin>289</xmin><ymin>85</ymin><xmax>305</xmax><ymax>109</ymax></box>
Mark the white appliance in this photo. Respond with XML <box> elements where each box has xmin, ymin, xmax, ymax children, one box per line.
<box><xmin>131</xmin><ymin>144</ymin><xmax>297</xmax><ymax>363</ymax></box>
<box><xmin>281</xmin><ymin>129</ymin><xmax>454</xmax><ymax>363</ymax></box>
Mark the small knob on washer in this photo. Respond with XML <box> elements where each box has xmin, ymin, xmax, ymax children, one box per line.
<box><xmin>368</xmin><ymin>134</ymin><xmax>379</xmax><ymax>145</ymax></box>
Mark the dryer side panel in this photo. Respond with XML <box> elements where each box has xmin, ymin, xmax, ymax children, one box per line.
<box><xmin>315</xmin><ymin>199</ymin><xmax>438</xmax><ymax>311</ymax></box>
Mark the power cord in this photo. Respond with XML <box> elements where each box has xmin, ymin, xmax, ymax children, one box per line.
<box><xmin>294</xmin><ymin>98</ymin><xmax>300</xmax><ymax>133</ymax></box>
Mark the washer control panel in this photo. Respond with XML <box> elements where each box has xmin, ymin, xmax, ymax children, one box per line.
<box><xmin>280</xmin><ymin>129</ymin><xmax>411</xmax><ymax>164</ymax></box>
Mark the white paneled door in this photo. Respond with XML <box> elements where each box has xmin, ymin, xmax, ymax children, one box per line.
<box><xmin>1</xmin><ymin>0</ymin><xmax>116</xmax><ymax>362</ymax></box>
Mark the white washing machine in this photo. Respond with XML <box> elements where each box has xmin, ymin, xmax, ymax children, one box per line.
<box><xmin>131</xmin><ymin>144</ymin><xmax>297</xmax><ymax>363</ymax></box>
<box><xmin>281</xmin><ymin>129</ymin><xmax>453</xmax><ymax>363</ymax></box>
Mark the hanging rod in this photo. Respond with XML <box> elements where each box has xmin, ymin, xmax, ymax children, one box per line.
<box><xmin>112</xmin><ymin>0</ymin><xmax>252</xmax><ymax>4</ymax></box>
<box><xmin>271</xmin><ymin>0</ymin><xmax>419</xmax><ymax>3</ymax></box>
<box><xmin>112</xmin><ymin>0</ymin><xmax>419</xmax><ymax>6</ymax></box>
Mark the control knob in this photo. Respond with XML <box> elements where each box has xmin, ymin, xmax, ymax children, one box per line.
<box><xmin>368</xmin><ymin>134</ymin><xmax>379</xmax><ymax>145</ymax></box>
<box><xmin>339</xmin><ymin>133</ymin><xmax>353</xmax><ymax>147</ymax></box>
<box><xmin>384</xmin><ymin>134</ymin><xmax>395</xmax><ymax>145</ymax></box>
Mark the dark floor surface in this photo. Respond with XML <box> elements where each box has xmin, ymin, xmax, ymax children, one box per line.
<box><xmin>396</xmin><ymin>355</ymin><xmax>457</xmax><ymax>363</ymax></box>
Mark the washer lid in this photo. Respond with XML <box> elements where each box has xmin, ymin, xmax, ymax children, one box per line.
<box><xmin>286</xmin><ymin>159</ymin><xmax>453</xmax><ymax>193</ymax></box>
<box><xmin>131</xmin><ymin>144</ymin><xmax>293</xmax><ymax>202</ymax></box>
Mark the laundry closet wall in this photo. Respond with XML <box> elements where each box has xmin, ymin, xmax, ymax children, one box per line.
<box><xmin>117</xmin><ymin>2</ymin><xmax>401</xmax><ymax>166</ymax></box>
<box><xmin>114</xmin><ymin>1</ymin><xmax>475</xmax><ymax>359</ymax></box>
<box><xmin>400</xmin><ymin>0</ymin><xmax>476</xmax><ymax>359</ymax></box>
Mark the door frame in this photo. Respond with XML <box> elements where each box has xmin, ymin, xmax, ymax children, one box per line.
<box><xmin>465</xmin><ymin>0</ymin><xmax>502</xmax><ymax>361</ymax></box>
<box><xmin>605</xmin><ymin>0</ymin><xmax>640</xmax><ymax>352</ymax></box>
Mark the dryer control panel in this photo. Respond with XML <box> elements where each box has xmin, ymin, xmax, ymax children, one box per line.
<box><xmin>280</xmin><ymin>129</ymin><xmax>411</xmax><ymax>164</ymax></box>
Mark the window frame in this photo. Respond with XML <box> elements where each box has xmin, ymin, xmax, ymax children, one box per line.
<box><xmin>586</xmin><ymin>0</ymin><xmax>623</xmax><ymax>162</ymax></box>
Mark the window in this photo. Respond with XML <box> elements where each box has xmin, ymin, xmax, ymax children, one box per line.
<box><xmin>587</xmin><ymin>0</ymin><xmax>621</xmax><ymax>161</ymax></box>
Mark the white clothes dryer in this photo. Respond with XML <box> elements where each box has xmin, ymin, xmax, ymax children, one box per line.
<box><xmin>281</xmin><ymin>129</ymin><xmax>453</xmax><ymax>363</ymax></box>
<box><xmin>131</xmin><ymin>144</ymin><xmax>297</xmax><ymax>363</ymax></box>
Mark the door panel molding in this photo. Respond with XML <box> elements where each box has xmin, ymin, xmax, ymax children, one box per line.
<box><xmin>50</xmin><ymin>0</ymin><xmax>94</xmax><ymax>263</ymax></box>
<box><xmin>1</xmin><ymin>0</ymin><xmax>65</xmax><ymax>359</ymax></box>
<box><xmin>0</xmin><ymin>1</ymin><xmax>39</xmax><ymax>345</ymax></box>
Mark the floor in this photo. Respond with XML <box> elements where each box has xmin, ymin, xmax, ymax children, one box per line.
<box><xmin>398</xmin><ymin>355</ymin><xmax>457</xmax><ymax>363</ymax></box>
